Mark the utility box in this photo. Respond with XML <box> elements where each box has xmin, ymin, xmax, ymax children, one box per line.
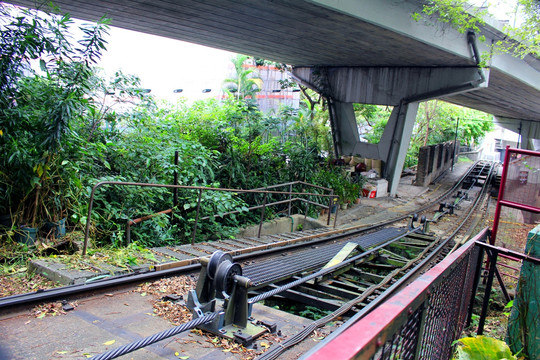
<box><xmin>370</xmin><ymin>178</ymin><xmax>388</xmax><ymax>198</ymax></box>
<box><xmin>362</xmin><ymin>178</ymin><xmax>388</xmax><ymax>198</ymax></box>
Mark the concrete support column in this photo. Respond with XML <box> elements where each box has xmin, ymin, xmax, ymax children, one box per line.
<box><xmin>384</xmin><ymin>102</ymin><xmax>419</xmax><ymax>196</ymax></box>
<box><xmin>495</xmin><ymin>117</ymin><xmax>540</xmax><ymax>150</ymax></box>
<box><xmin>520</xmin><ymin>121</ymin><xmax>540</xmax><ymax>150</ymax></box>
<box><xmin>332</xmin><ymin>102</ymin><xmax>360</xmax><ymax>156</ymax></box>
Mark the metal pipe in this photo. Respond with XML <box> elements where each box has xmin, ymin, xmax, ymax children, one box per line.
<box><xmin>498</xmin><ymin>199</ymin><xmax>540</xmax><ymax>213</ymax></box>
<box><xmin>491</xmin><ymin>146</ymin><xmax>511</xmax><ymax>245</ymax></box>
<box><xmin>494</xmin><ymin>267</ymin><xmax>511</xmax><ymax>303</ymax></box>
<box><xmin>333</xmin><ymin>197</ymin><xmax>339</xmax><ymax>229</ymax></box>
<box><xmin>253</xmin><ymin>181</ymin><xmax>332</xmax><ymax>193</ymax></box>
<box><xmin>173</xmin><ymin>151</ymin><xmax>178</xmax><ymax>209</ymax></box>
<box><xmin>126</xmin><ymin>221</ymin><xmax>131</xmax><ymax>245</ymax></box>
<box><xmin>191</xmin><ymin>189</ymin><xmax>203</xmax><ymax>245</ymax></box>
<box><xmin>478</xmin><ymin>248</ymin><xmax>498</xmax><ymax>335</ymax></box>
<box><xmin>288</xmin><ymin>184</ymin><xmax>293</xmax><ymax>216</ymax></box>
<box><xmin>475</xmin><ymin>241</ymin><xmax>540</xmax><ymax>265</ymax></box>
<box><xmin>496</xmin><ymin>262</ymin><xmax>521</xmax><ymax>271</ymax></box>
<box><xmin>499</xmin><ymin>272</ymin><xmax>519</xmax><ymax>280</ymax></box>
<box><xmin>199</xmin><ymin>198</ymin><xmax>305</xmax><ymax>221</ymax></box>
<box><xmin>466</xmin><ymin>244</ymin><xmax>485</xmax><ymax>327</ymax></box>
<box><xmin>327</xmin><ymin>191</ymin><xmax>333</xmax><ymax>226</ymax></box>
<box><xmin>499</xmin><ymin>253</ymin><xmax>525</xmax><ymax>263</ymax></box>
<box><xmin>129</xmin><ymin>209</ymin><xmax>173</xmax><ymax>226</ymax></box>
<box><xmin>258</xmin><ymin>192</ymin><xmax>268</xmax><ymax>238</ymax></box>
<box><xmin>125</xmin><ymin>209</ymin><xmax>173</xmax><ymax>245</ymax></box>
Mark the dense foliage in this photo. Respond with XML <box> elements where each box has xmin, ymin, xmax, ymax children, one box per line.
<box><xmin>0</xmin><ymin>6</ymin><xmax>361</xmax><ymax>249</ymax></box>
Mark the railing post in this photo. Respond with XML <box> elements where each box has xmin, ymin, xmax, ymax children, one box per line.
<box><xmin>288</xmin><ymin>184</ymin><xmax>293</xmax><ymax>216</ymax></box>
<box><xmin>191</xmin><ymin>189</ymin><xmax>203</xmax><ymax>246</ymax></box>
<box><xmin>304</xmin><ymin>196</ymin><xmax>309</xmax><ymax>223</ymax></box>
<box><xmin>333</xmin><ymin>196</ymin><xmax>339</xmax><ymax>229</ymax></box>
<box><xmin>172</xmin><ymin>151</ymin><xmax>179</xmax><ymax>224</ymax></box>
<box><xmin>173</xmin><ymin>151</ymin><xmax>179</xmax><ymax>208</ymax></box>
<box><xmin>126</xmin><ymin>220</ymin><xmax>132</xmax><ymax>245</ymax></box>
<box><xmin>258</xmin><ymin>192</ymin><xmax>268</xmax><ymax>238</ymax></box>
<box><xmin>327</xmin><ymin>191</ymin><xmax>333</xmax><ymax>226</ymax></box>
<box><xmin>478</xmin><ymin>248</ymin><xmax>498</xmax><ymax>335</ymax></box>
<box><xmin>466</xmin><ymin>245</ymin><xmax>485</xmax><ymax>327</ymax></box>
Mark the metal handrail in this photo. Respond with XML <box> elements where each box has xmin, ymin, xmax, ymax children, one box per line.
<box><xmin>83</xmin><ymin>181</ymin><xmax>337</xmax><ymax>255</ymax></box>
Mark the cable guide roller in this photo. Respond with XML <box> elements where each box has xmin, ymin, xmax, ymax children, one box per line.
<box><xmin>186</xmin><ymin>250</ymin><xmax>276</xmax><ymax>347</ymax></box>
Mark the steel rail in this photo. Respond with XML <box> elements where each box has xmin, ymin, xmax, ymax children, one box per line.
<box><xmin>248</xmin><ymin>228</ymin><xmax>421</xmax><ymax>304</ymax></box>
<box><xmin>102</xmin><ymin>165</ymin><xmax>491</xmax><ymax>360</ymax></box>
<box><xmin>260</xmin><ymin>162</ymin><xmax>495</xmax><ymax>359</ymax></box>
<box><xmin>90</xmin><ymin>228</ymin><xmax>420</xmax><ymax>360</ymax></box>
<box><xmin>258</xmin><ymin>231</ymin><xmax>443</xmax><ymax>360</ymax></box>
<box><xmin>0</xmin><ymin>162</ymin><xmax>485</xmax><ymax>310</ymax></box>
<box><xmin>25</xmin><ymin>162</ymin><xmax>490</xmax><ymax>360</ymax></box>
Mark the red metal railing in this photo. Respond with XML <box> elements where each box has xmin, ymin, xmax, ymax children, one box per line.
<box><xmin>305</xmin><ymin>228</ymin><xmax>488</xmax><ymax>360</ymax></box>
<box><xmin>491</xmin><ymin>146</ymin><xmax>540</xmax><ymax>245</ymax></box>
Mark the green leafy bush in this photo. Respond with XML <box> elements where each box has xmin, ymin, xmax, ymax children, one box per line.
<box><xmin>453</xmin><ymin>336</ymin><xmax>519</xmax><ymax>360</ymax></box>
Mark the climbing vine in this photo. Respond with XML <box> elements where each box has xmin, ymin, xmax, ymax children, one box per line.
<box><xmin>413</xmin><ymin>0</ymin><xmax>539</xmax><ymax>60</ymax></box>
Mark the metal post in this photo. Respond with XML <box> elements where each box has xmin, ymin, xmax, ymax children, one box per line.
<box><xmin>466</xmin><ymin>245</ymin><xmax>484</xmax><ymax>327</ymax></box>
<box><xmin>191</xmin><ymin>189</ymin><xmax>203</xmax><ymax>245</ymax></box>
<box><xmin>172</xmin><ymin>151</ymin><xmax>179</xmax><ymax>225</ymax></box>
<box><xmin>327</xmin><ymin>191</ymin><xmax>333</xmax><ymax>226</ymax></box>
<box><xmin>494</xmin><ymin>267</ymin><xmax>511</xmax><ymax>303</ymax></box>
<box><xmin>478</xmin><ymin>248</ymin><xmax>498</xmax><ymax>335</ymax></box>
<box><xmin>258</xmin><ymin>192</ymin><xmax>268</xmax><ymax>238</ymax></box>
<box><xmin>288</xmin><ymin>184</ymin><xmax>293</xmax><ymax>216</ymax></box>
<box><xmin>126</xmin><ymin>221</ymin><xmax>131</xmax><ymax>245</ymax></box>
<box><xmin>491</xmin><ymin>146</ymin><xmax>511</xmax><ymax>245</ymax></box>
<box><xmin>333</xmin><ymin>197</ymin><xmax>339</xmax><ymax>229</ymax></box>
<box><xmin>304</xmin><ymin>198</ymin><xmax>308</xmax><ymax>223</ymax></box>
<box><xmin>173</xmin><ymin>151</ymin><xmax>179</xmax><ymax>208</ymax></box>
<box><xmin>452</xmin><ymin>118</ymin><xmax>459</xmax><ymax>171</ymax></box>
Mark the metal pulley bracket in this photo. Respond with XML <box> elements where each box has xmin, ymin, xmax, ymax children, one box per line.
<box><xmin>409</xmin><ymin>213</ymin><xmax>427</xmax><ymax>233</ymax></box>
<box><xmin>186</xmin><ymin>251</ymin><xmax>276</xmax><ymax>347</ymax></box>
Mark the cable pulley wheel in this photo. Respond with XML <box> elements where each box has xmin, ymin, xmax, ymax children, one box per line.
<box><xmin>214</xmin><ymin>261</ymin><xmax>242</xmax><ymax>297</ymax></box>
<box><xmin>207</xmin><ymin>251</ymin><xmax>233</xmax><ymax>280</ymax></box>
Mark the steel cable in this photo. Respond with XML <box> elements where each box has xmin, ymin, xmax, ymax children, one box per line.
<box><xmin>248</xmin><ymin>228</ymin><xmax>419</xmax><ymax>304</ymax></box>
<box><xmin>92</xmin><ymin>312</ymin><xmax>218</xmax><ymax>360</ymax></box>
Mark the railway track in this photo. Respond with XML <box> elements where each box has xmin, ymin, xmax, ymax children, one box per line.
<box><xmin>0</xmin><ymin>161</ymin><xmax>496</xmax><ymax>359</ymax></box>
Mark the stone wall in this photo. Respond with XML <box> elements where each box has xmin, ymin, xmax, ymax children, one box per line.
<box><xmin>416</xmin><ymin>140</ymin><xmax>458</xmax><ymax>187</ymax></box>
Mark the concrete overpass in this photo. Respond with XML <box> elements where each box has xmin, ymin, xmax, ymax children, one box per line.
<box><xmin>6</xmin><ymin>0</ymin><xmax>540</xmax><ymax>194</ymax></box>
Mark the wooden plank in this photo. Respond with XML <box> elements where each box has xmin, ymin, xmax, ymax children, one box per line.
<box><xmin>322</xmin><ymin>242</ymin><xmax>358</xmax><ymax>269</ymax></box>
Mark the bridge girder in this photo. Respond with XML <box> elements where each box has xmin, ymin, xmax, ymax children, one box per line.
<box><xmin>292</xmin><ymin>63</ymin><xmax>488</xmax><ymax>195</ymax></box>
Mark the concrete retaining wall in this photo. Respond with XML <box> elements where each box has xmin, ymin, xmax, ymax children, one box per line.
<box><xmin>416</xmin><ymin>140</ymin><xmax>459</xmax><ymax>187</ymax></box>
<box><xmin>237</xmin><ymin>214</ymin><xmax>324</xmax><ymax>238</ymax></box>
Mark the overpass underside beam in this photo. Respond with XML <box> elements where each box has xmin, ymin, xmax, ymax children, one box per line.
<box><xmin>292</xmin><ymin>66</ymin><xmax>488</xmax><ymax>195</ymax></box>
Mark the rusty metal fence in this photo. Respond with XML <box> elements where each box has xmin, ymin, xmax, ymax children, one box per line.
<box><xmin>82</xmin><ymin>180</ymin><xmax>338</xmax><ymax>255</ymax></box>
<box><xmin>305</xmin><ymin>228</ymin><xmax>488</xmax><ymax>360</ymax></box>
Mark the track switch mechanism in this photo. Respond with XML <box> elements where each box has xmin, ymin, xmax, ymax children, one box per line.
<box><xmin>186</xmin><ymin>251</ymin><xmax>276</xmax><ymax>347</ymax></box>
